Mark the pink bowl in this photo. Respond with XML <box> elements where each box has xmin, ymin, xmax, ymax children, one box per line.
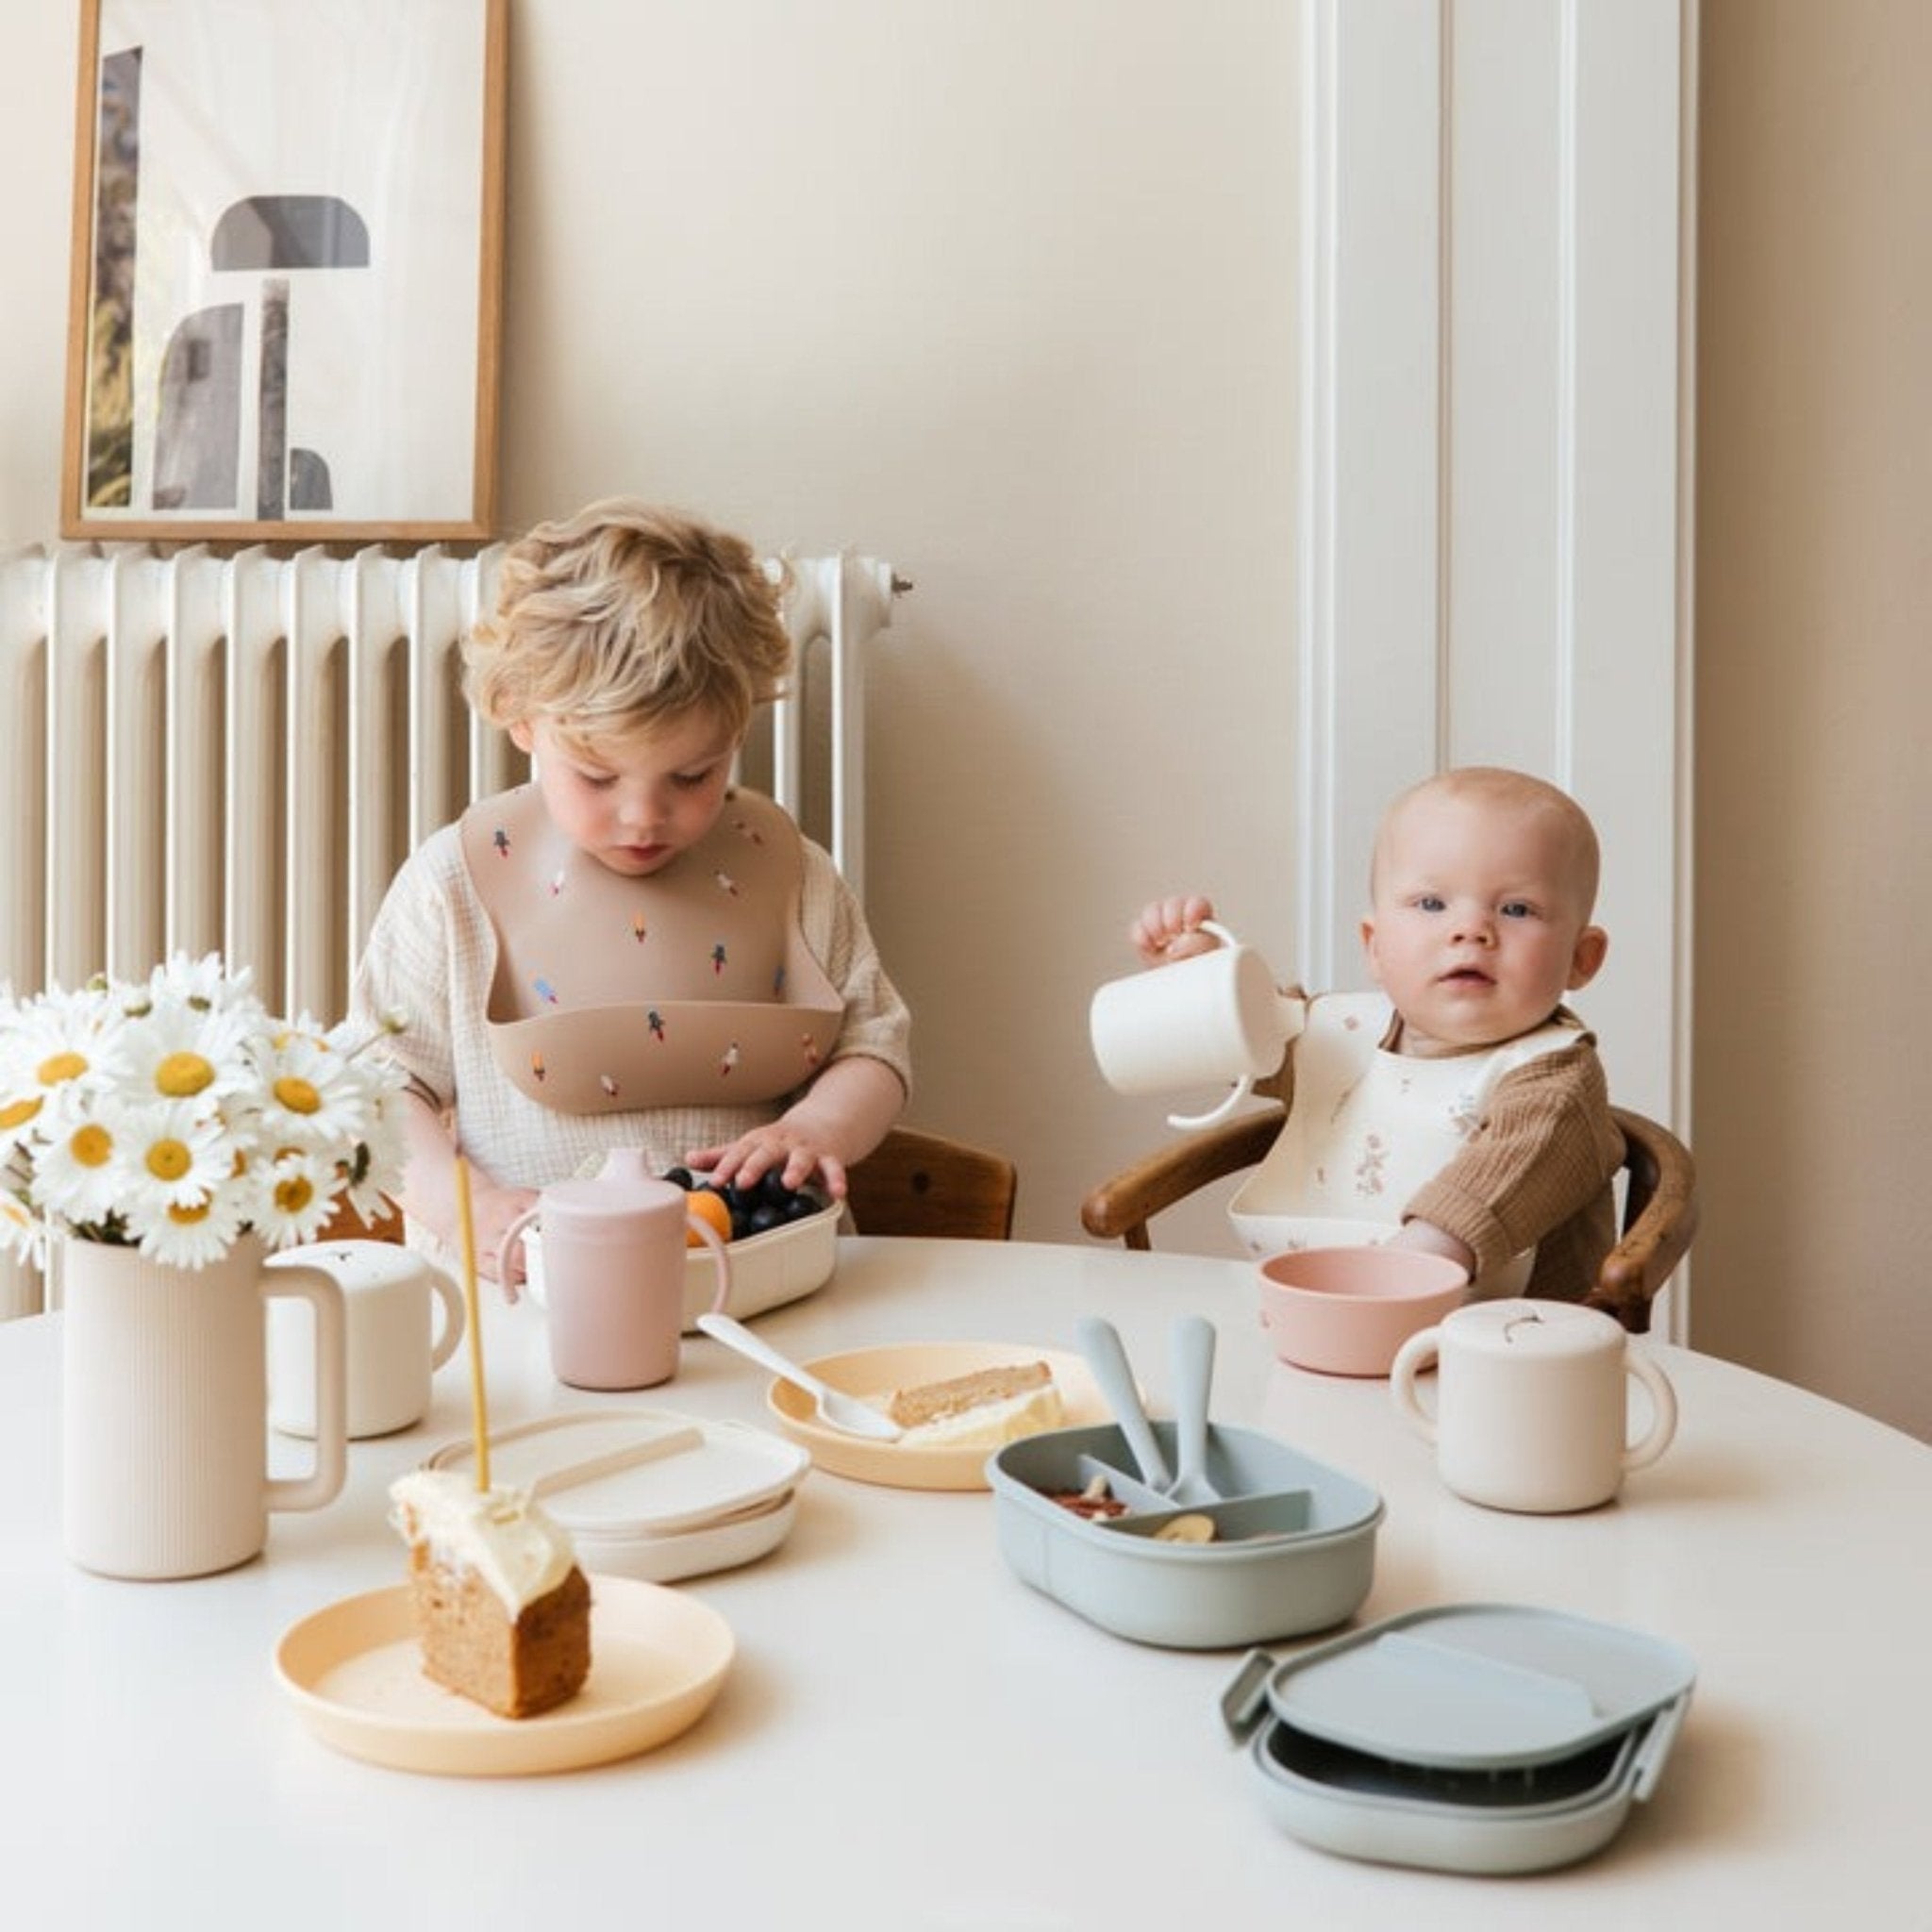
<box><xmin>1257</xmin><ymin>1246</ymin><xmax>1471</xmax><ymax>1377</ymax></box>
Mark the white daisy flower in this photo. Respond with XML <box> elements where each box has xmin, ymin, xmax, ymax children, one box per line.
<box><xmin>145</xmin><ymin>951</ymin><xmax>256</xmax><ymax>1013</ymax></box>
<box><xmin>254</xmin><ymin>1022</ymin><xmax>369</xmax><ymax>1153</ymax></box>
<box><xmin>27</xmin><ymin>1097</ymin><xmax>132</xmax><ymax>1227</ymax></box>
<box><xmin>113</xmin><ymin>988</ymin><xmax>258</xmax><ymax>1111</ymax></box>
<box><xmin>119</xmin><ymin>1101</ymin><xmax>242</xmax><ymax>1222</ymax></box>
<box><xmin>0</xmin><ymin>956</ymin><xmax>407</xmax><ymax>1268</ymax></box>
<box><xmin>0</xmin><ymin>981</ymin><xmax>125</xmax><ymax>1147</ymax></box>
<box><xmin>0</xmin><ymin>1189</ymin><xmax>42</xmax><ymax>1264</ymax></box>
<box><xmin>141</xmin><ymin>1186</ymin><xmax>249</xmax><ymax>1270</ymax></box>
<box><xmin>250</xmin><ymin>1147</ymin><xmax>340</xmax><ymax>1249</ymax></box>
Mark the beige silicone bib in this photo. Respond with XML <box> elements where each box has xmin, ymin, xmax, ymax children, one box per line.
<box><xmin>462</xmin><ymin>786</ymin><xmax>842</xmax><ymax>1115</ymax></box>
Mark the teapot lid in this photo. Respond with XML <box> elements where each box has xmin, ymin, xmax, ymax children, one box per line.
<box><xmin>1448</xmin><ymin>1297</ymin><xmax>1623</xmax><ymax>1358</ymax></box>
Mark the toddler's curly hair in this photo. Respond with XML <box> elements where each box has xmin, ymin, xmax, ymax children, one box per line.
<box><xmin>465</xmin><ymin>499</ymin><xmax>792</xmax><ymax>753</ymax></box>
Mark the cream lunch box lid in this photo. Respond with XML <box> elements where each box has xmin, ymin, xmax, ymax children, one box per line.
<box><xmin>428</xmin><ymin>1409</ymin><xmax>810</xmax><ymax>1538</ymax></box>
<box><xmin>1223</xmin><ymin>1602</ymin><xmax>1697</xmax><ymax>1774</ymax></box>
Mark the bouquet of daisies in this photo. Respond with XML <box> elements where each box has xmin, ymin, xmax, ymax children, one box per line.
<box><xmin>0</xmin><ymin>954</ymin><xmax>407</xmax><ymax>1270</ymax></box>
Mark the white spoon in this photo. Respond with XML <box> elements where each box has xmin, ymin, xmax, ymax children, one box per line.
<box><xmin>695</xmin><ymin>1312</ymin><xmax>904</xmax><ymax>1442</ymax></box>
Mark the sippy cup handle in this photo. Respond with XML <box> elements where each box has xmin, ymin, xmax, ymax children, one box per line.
<box><xmin>496</xmin><ymin>1206</ymin><xmax>539</xmax><ymax>1306</ymax></box>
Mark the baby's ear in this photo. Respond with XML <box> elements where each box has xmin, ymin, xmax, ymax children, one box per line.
<box><xmin>1358</xmin><ymin>915</ymin><xmax>1384</xmax><ymax>985</ymax></box>
<box><xmin>1567</xmin><ymin>924</ymin><xmax>1608</xmax><ymax>990</ymax></box>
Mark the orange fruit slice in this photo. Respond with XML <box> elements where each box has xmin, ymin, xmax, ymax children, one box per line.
<box><xmin>685</xmin><ymin>1187</ymin><xmax>733</xmax><ymax>1246</ymax></box>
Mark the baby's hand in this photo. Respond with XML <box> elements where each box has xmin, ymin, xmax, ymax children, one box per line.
<box><xmin>1131</xmin><ymin>894</ymin><xmax>1221</xmax><ymax>966</ymax></box>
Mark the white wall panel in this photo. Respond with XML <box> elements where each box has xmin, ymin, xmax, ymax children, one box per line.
<box><xmin>1298</xmin><ymin>0</ymin><xmax>1692</xmax><ymax>1329</ymax></box>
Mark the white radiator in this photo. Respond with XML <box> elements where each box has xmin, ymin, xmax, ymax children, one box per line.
<box><xmin>0</xmin><ymin>539</ymin><xmax>904</xmax><ymax>1316</ymax></box>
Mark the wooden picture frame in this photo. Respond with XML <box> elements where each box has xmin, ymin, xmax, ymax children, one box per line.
<box><xmin>61</xmin><ymin>0</ymin><xmax>507</xmax><ymax>543</ymax></box>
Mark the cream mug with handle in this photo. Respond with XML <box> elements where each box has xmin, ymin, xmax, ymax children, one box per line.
<box><xmin>1389</xmin><ymin>1298</ymin><xmax>1677</xmax><ymax>1513</ymax></box>
<box><xmin>267</xmin><ymin>1241</ymin><xmax>464</xmax><ymax>1439</ymax></box>
<box><xmin>1089</xmin><ymin>922</ymin><xmax>1299</xmax><ymax>1131</ymax></box>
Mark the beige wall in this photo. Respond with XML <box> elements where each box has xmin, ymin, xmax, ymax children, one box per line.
<box><xmin>1696</xmin><ymin>0</ymin><xmax>1932</xmax><ymax>1439</ymax></box>
<box><xmin>0</xmin><ymin>2</ymin><xmax>1294</xmax><ymax>1260</ymax></box>
<box><xmin>8</xmin><ymin>4</ymin><xmax>1924</xmax><ymax>1439</ymax></box>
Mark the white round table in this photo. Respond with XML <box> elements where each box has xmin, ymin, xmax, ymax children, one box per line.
<box><xmin>2</xmin><ymin>1238</ymin><xmax>1926</xmax><ymax>1928</ymax></box>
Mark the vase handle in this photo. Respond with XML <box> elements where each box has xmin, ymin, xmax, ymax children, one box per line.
<box><xmin>261</xmin><ymin>1262</ymin><xmax>347</xmax><ymax>1513</ymax></box>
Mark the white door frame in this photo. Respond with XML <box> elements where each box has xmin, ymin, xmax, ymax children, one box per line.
<box><xmin>1295</xmin><ymin>0</ymin><xmax>1696</xmax><ymax>1338</ymax></box>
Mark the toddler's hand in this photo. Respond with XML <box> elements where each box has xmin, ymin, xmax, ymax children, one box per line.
<box><xmin>1131</xmin><ymin>894</ymin><xmax>1221</xmax><ymax>966</ymax></box>
<box><xmin>465</xmin><ymin>1177</ymin><xmax>540</xmax><ymax>1287</ymax></box>
<box><xmin>690</xmin><ymin>1127</ymin><xmax>849</xmax><ymax>1202</ymax></box>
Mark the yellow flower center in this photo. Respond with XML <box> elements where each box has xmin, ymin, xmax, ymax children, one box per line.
<box><xmin>167</xmin><ymin>1199</ymin><xmax>212</xmax><ymax>1226</ymax></box>
<box><xmin>71</xmin><ymin>1123</ymin><xmax>114</xmax><ymax>1169</ymax></box>
<box><xmin>37</xmin><ymin>1050</ymin><xmax>89</xmax><ymax>1085</ymax></box>
<box><xmin>273</xmin><ymin>1074</ymin><xmax>322</xmax><ymax>1115</ymax></box>
<box><xmin>0</xmin><ymin>1096</ymin><xmax>42</xmax><ymax>1131</ymax></box>
<box><xmin>146</xmin><ymin>1138</ymin><xmax>193</xmax><ymax>1182</ymax></box>
<box><xmin>155</xmin><ymin>1051</ymin><xmax>216</xmax><ymax>1098</ymax></box>
<box><xmin>275</xmin><ymin>1174</ymin><xmax>316</xmax><ymax>1214</ymax></box>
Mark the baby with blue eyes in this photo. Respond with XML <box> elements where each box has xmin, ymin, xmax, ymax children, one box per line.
<box><xmin>1127</xmin><ymin>767</ymin><xmax>1622</xmax><ymax>1304</ymax></box>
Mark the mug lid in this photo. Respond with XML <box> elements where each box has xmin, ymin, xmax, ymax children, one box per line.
<box><xmin>267</xmin><ymin>1241</ymin><xmax>426</xmax><ymax>1291</ymax></box>
<box><xmin>1447</xmin><ymin>1298</ymin><xmax>1624</xmax><ymax>1357</ymax></box>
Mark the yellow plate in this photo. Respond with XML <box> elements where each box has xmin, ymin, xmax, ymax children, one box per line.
<box><xmin>275</xmin><ymin>1574</ymin><xmax>732</xmax><ymax>1776</ymax></box>
<box><xmin>766</xmin><ymin>1341</ymin><xmax>1110</xmax><ymax>1491</ymax></box>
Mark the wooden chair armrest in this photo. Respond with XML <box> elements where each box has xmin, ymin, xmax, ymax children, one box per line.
<box><xmin>1585</xmin><ymin>1108</ymin><xmax>1700</xmax><ymax>1334</ymax></box>
<box><xmin>1080</xmin><ymin>1107</ymin><xmax>1286</xmax><ymax>1250</ymax></box>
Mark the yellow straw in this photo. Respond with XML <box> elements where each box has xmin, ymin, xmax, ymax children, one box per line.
<box><xmin>454</xmin><ymin>1150</ymin><xmax>490</xmax><ymax>1491</ymax></box>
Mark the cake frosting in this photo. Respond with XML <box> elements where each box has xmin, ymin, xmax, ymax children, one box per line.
<box><xmin>896</xmin><ymin>1380</ymin><xmax>1066</xmax><ymax>1448</ymax></box>
<box><xmin>389</xmin><ymin>1469</ymin><xmax>576</xmax><ymax>1614</ymax></box>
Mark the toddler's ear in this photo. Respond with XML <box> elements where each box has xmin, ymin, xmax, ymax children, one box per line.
<box><xmin>1567</xmin><ymin>924</ymin><xmax>1608</xmax><ymax>990</ymax></box>
<box><xmin>1358</xmin><ymin>915</ymin><xmax>1384</xmax><ymax>984</ymax></box>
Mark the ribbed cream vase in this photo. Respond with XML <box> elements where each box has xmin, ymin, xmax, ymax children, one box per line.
<box><xmin>58</xmin><ymin>1233</ymin><xmax>348</xmax><ymax>1579</ymax></box>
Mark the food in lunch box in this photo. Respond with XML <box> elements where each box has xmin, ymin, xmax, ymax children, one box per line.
<box><xmin>1151</xmin><ymin>1512</ymin><xmax>1218</xmax><ymax>1543</ymax></box>
<box><xmin>389</xmin><ymin>1470</ymin><xmax>592</xmax><ymax>1719</ymax></box>
<box><xmin>1049</xmin><ymin>1474</ymin><xmax>1129</xmax><ymax>1520</ymax></box>
<box><xmin>665</xmin><ymin>1166</ymin><xmax>830</xmax><ymax>1241</ymax></box>
<box><xmin>883</xmin><ymin>1359</ymin><xmax>1066</xmax><ymax>1447</ymax></box>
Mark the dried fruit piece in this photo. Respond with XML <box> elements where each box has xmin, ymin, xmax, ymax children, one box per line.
<box><xmin>1152</xmin><ymin>1512</ymin><xmax>1217</xmax><ymax>1544</ymax></box>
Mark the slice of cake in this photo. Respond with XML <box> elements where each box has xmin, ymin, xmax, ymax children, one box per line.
<box><xmin>389</xmin><ymin>1469</ymin><xmax>591</xmax><ymax>1719</ymax></box>
<box><xmin>884</xmin><ymin>1359</ymin><xmax>1065</xmax><ymax>1448</ymax></box>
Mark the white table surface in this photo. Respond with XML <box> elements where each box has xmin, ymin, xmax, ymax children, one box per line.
<box><xmin>3</xmin><ymin>1237</ymin><xmax>1928</xmax><ymax>1929</ymax></box>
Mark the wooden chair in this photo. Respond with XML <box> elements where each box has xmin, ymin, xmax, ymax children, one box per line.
<box><xmin>1079</xmin><ymin>1103</ymin><xmax>1695</xmax><ymax>1334</ymax></box>
<box><xmin>314</xmin><ymin>1192</ymin><xmax>407</xmax><ymax>1245</ymax></box>
<box><xmin>844</xmin><ymin>1124</ymin><xmax>1018</xmax><ymax>1241</ymax></box>
<box><xmin>322</xmin><ymin>1124</ymin><xmax>1020</xmax><ymax>1247</ymax></box>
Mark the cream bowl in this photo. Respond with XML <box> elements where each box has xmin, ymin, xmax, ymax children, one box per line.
<box><xmin>1258</xmin><ymin>1246</ymin><xmax>1471</xmax><ymax>1378</ymax></box>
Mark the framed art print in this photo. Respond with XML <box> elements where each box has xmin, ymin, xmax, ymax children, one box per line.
<box><xmin>61</xmin><ymin>0</ymin><xmax>507</xmax><ymax>541</ymax></box>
